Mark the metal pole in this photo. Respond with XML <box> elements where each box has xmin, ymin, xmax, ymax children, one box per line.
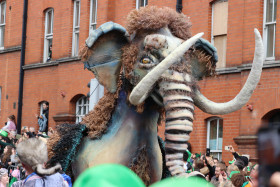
<box><xmin>17</xmin><ymin>0</ymin><xmax>28</xmax><ymax>134</ymax></box>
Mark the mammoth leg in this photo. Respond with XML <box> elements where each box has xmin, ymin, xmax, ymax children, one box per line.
<box><xmin>159</xmin><ymin>71</ymin><xmax>194</xmax><ymax>176</ymax></box>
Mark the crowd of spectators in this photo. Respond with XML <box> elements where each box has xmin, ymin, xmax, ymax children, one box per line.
<box><xmin>0</xmin><ymin>115</ymin><xmax>69</xmax><ymax>187</ymax></box>
<box><xmin>0</xmin><ymin>114</ymin><xmax>278</xmax><ymax>187</ymax></box>
<box><xmin>183</xmin><ymin>144</ymin><xmax>258</xmax><ymax>187</ymax></box>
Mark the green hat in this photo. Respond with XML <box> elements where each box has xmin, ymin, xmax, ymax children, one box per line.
<box><xmin>229</xmin><ymin>158</ymin><xmax>236</xmax><ymax>164</ymax></box>
<box><xmin>186</xmin><ymin>149</ymin><xmax>192</xmax><ymax>163</ymax></box>
<box><xmin>74</xmin><ymin>164</ymin><xmax>145</xmax><ymax>187</ymax></box>
<box><xmin>229</xmin><ymin>171</ymin><xmax>240</xmax><ymax>179</ymax></box>
<box><xmin>150</xmin><ymin>176</ymin><xmax>214</xmax><ymax>187</ymax></box>
<box><xmin>0</xmin><ymin>130</ymin><xmax>8</xmax><ymax>137</ymax></box>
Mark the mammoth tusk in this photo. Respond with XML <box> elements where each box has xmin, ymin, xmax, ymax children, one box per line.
<box><xmin>129</xmin><ymin>32</ymin><xmax>204</xmax><ymax>105</ymax></box>
<box><xmin>193</xmin><ymin>29</ymin><xmax>264</xmax><ymax>115</ymax></box>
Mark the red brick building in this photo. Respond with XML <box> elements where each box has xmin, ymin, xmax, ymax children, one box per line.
<box><xmin>0</xmin><ymin>0</ymin><xmax>279</xmax><ymax>164</ymax></box>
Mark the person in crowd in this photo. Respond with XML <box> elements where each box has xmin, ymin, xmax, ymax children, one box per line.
<box><xmin>210</xmin><ymin>162</ymin><xmax>227</xmax><ymax>187</ymax></box>
<box><xmin>10</xmin><ymin>148</ymin><xmax>19</xmax><ymax>166</ymax></box>
<box><xmin>228</xmin><ymin>145</ymin><xmax>249</xmax><ymax>167</ymax></box>
<box><xmin>2</xmin><ymin>115</ymin><xmax>16</xmax><ymax>133</ymax></box>
<box><xmin>35</xmin><ymin>102</ymin><xmax>49</xmax><ymax>135</ymax></box>
<box><xmin>234</xmin><ymin>159</ymin><xmax>246</xmax><ymax>171</ymax></box>
<box><xmin>269</xmin><ymin>171</ymin><xmax>280</xmax><ymax>187</ymax></box>
<box><xmin>0</xmin><ymin>145</ymin><xmax>13</xmax><ymax>169</ymax></box>
<box><xmin>29</xmin><ymin>127</ymin><xmax>36</xmax><ymax>137</ymax></box>
<box><xmin>0</xmin><ymin>168</ymin><xmax>9</xmax><ymax>187</ymax></box>
<box><xmin>249</xmin><ymin>164</ymin><xmax>258</xmax><ymax>187</ymax></box>
<box><xmin>9</xmin><ymin>131</ymin><xmax>18</xmax><ymax>145</ymax></box>
<box><xmin>21</xmin><ymin>126</ymin><xmax>29</xmax><ymax>133</ymax></box>
<box><xmin>183</xmin><ymin>150</ymin><xmax>192</xmax><ymax>172</ymax></box>
<box><xmin>189</xmin><ymin>158</ymin><xmax>207</xmax><ymax>179</ymax></box>
<box><xmin>205</xmin><ymin>155</ymin><xmax>216</xmax><ymax>180</ymax></box>
<box><xmin>227</xmin><ymin>164</ymin><xmax>239</xmax><ymax>177</ymax></box>
<box><xmin>231</xmin><ymin>172</ymin><xmax>251</xmax><ymax>187</ymax></box>
<box><xmin>213</xmin><ymin>158</ymin><xmax>219</xmax><ymax>166</ymax></box>
<box><xmin>11</xmin><ymin>138</ymin><xmax>68</xmax><ymax>187</ymax></box>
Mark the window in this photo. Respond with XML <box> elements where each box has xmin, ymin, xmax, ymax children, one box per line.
<box><xmin>263</xmin><ymin>0</ymin><xmax>277</xmax><ymax>59</ymax></box>
<box><xmin>136</xmin><ymin>0</ymin><xmax>148</xmax><ymax>9</ymax></box>
<box><xmin>72</xmin><ymin>0</ymin><xmax>80</xmax><ymax>56</ymax></box>
<box><xmin>0</xmin><ymin>1</ymin><xmax>6</xmax><ymax>49</ymax></box>
<box><xmin>207</xmin><ymin>118</ymin><xmax>223</xmax><ymax>160</ymax></box>
<box><xmin>89</xmin><ymin>0</ymin><xmax>97</xmax><ymax>31</ymax></box>
<box><xmin>39</xmin><ymin>101</ymin><xmax>49</xmax><ymax>115</ymax></box>
<box><xmin>211</xmin><ymin>0</ymin><xmax>228</xmax><ymax>68</ymax></box>
<box><xmin>76</xmin><ymin>96</ymin><xmax>89</xmax><ymax>123</ymax></box>
<box><xmin>44</xmin><ymin>9</ymin><xmax>54</xmax><ymax>62</ymax></box>
<box><xmin>88</xmin><ymin>78</ymin><xmax>104</xmax><ymax>111</ymax></box>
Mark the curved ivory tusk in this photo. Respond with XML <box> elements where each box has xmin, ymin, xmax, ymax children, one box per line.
<box><xmin>193</xmin><ymin>29</ymin><xmax>264</xmax><ymax>115</ymax></box>
<box><xmin>129</xmin><ymin>32</ymin><xmax>204</xmax><ymax>105</ymax></box>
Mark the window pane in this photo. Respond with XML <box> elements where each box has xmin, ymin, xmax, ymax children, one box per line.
<box><xmin>47</xmin><ymin>39</ymin><xmax>52</xmax><ymax>61</ymax></box>
<box><xmin>91</xmin><ymin>0</ymin><xmax>97</xmax><ymax>23</ymax></box>
<box><xmin>75</xmin><ymin>1</ymin><xmax>80</xmax><ymax>27</ymax></box>
<box><xmin>266</xmin><ymin>24</ymin><xmax>275</xmax><ymax>57</ymax></box>
<box><xmin>142</xmin><ymin>0</ymin><xmax>148</xmax><ymax>6</ymax></box>
<box><xmin>209</xmin><ymin>120</ymin><xmax>218</xmax><ymax>150</ymax></box>
<box><xmin>218</xmin><ymin>120</ymin><xmax>223</xmax><ymax>150</ymax></box>
<box><xmin>0</xmin><ymin>2</ymin><xmax>5</xmax><ymax>24</ymax></box>
<box><xmin>83</xmin><ymin>97</ymin><xmax>87</xmax><ymax>104</ymax></box>
<box><xmin>74</xmin><ymin>33</ymin><xmax>79</xmax><ymax>56</ymax></box>
<box><xmin>266</xmin><ymin>0</ymin><xmax>273</xmax><ymax>22</ymax></box>
<box><xmin>214</xmin><ymin>35</ymin><xmax>227</xmax><ymax>68</ymax></box>
<box><xmin>211</xmin><ymin>152</ymin><xmax>222</xmax><ymax>160</ymax></box>
<box><xmin>47</xmin><ymin>11</ymin><xmax>53</xmax><ymax>34</ymax></box>
<box><xmin>273</xmin><ymin>0</ymin><xmax>277</xmax><ymax>21</ymax></box>
<box><xmin>0</xmin><ymin>26</ymin><xmax>4</xmax><ymax>47</ymax></box>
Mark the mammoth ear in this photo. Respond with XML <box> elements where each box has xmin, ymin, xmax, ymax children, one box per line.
<box><xmin>83</xmin><ymin>22</ymin><xmax>129</xmax><ymax>93</ymax></box>
<box><xmin>189</xmin><ymin>38</ymin><xmax>218</xmax><ymax>80</ymax></box>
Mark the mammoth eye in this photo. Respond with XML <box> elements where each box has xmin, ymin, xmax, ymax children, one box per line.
<box><xmin>141</xmin><ymin>57</ymin><xmax>151</xmax><ymax>64</ymax></box>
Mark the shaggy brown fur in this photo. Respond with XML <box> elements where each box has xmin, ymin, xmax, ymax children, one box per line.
<box><xmin>130</xmin><ymin>146</ymin><xmax>151</xmax><ymax>186</ymax></box>
<box><xmin>191</xmin><ymin>48</ymin><xmax>216</xmax><ymax>77</ymax></box>
<box><xmin>126</xmin><ymin>6</ymin><xmax>192</xmax><ymax>40</ymax></box>
<box><xmin>47</xmin><ymin>129</ymin><xmax>62</xmax><ymax>159</ymax></box>
<box><xmin>81</xmin><ymin>78</ymin><xmax>122</xmax><ymax>139</ymax></box>
<box><xmin>122</xmin><ymin>44</ymin><xmax>139</xmax><ymax>80</ymax></box>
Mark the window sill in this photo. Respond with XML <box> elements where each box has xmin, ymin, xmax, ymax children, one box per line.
<box><xmin>0</xmin><ymin>46</ymin><xmax>21</xmax><ymax>54</ymax></box>
<box><xmin>23</xmin><ymin>56</ymin><xmax>81</xmax><ymax>70</ymax></box>
<box><xmin>216</xmin><ymin>60</ymin><xmax>280</xmax><ymax>75</ymax></box>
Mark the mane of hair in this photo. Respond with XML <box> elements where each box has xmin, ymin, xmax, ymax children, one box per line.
<box><xmin>126</xmin><ymin>6</ymin><xmax>192</xmax><ymax>40</ymax></box>
<box><xmin>81</xmin><ymin>77</ymin><xmax>123</xmax><ymax>139</ymax></box>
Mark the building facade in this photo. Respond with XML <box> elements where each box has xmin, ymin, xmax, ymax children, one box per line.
<box><xmin>0</xmin><ymin>0</ymin><xmax>279</xmax><ymax>164</ymax></box>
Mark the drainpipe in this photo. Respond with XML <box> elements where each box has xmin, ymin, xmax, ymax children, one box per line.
<box><xmin>17</xmin><ymin>0</ymin><xmax>28</xmax><ymax>134</ymax></box>
<box><xmin>176</xmin><ymin>0</ymin><xmax>183</xmax><ymax>13</ymax></box>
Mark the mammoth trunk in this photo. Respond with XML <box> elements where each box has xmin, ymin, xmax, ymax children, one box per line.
<box><xmin>159</xmin><ymin>71</ymin><xmax>194</xmax><ymax>176</ymax></box>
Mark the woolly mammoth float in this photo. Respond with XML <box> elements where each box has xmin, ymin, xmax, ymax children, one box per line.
<box><xmin>47</xmin><ymin>6</ymin><xmax>264</xmax><ymax>185</ymax></box>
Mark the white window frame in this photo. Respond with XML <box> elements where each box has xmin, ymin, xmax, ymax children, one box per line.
<box><xmin>89</xmin><ymin>0</ymin><xmax>97</xmax><ymax>32</ymax></box>
<box><xmin>211</xmin><ymin>0</ymin><xmax>228</xmax><ymax>44</ymax></box>
<box><xmin>43</xmin><ymin>9</ymin><xmax>54</xmax><ymax>63</ymax></box>
<box><xmin>136</xmin><ymin>0</ymin><xmax>148</xmax><ymax>9</ymax></box>
<box><xmin>0</xmin><ymin>1</ymin><xmax>6</xmax><ymax>50</ymax></box>
<box><xmin>263</xmin><ymin>0</ymin><xmax>277</xmax><ymax>60</ymax></box>
<box><xmin>76</xmin><ymin>96</ymin><xmax>89</xmax><ymax>123</ymax></box>
<box><xmin>89</xmin><ymin>78</ymin><xmax>104</xmax><ymax>111</ymax></box>
<box><xmin>72</xmin><ymin>0</ymin><xmax>80</xmax><ymax>56</ymax></box>
<box><xmin>207</xmin><ymin>117</ymin><xmax>223</xmax><ymax>160</ymax></box>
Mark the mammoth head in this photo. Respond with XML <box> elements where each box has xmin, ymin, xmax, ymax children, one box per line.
<box><xmin>83</xmin><ymin>7</ymin><xmax>217</xmax><ymax>104</ymax></box>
